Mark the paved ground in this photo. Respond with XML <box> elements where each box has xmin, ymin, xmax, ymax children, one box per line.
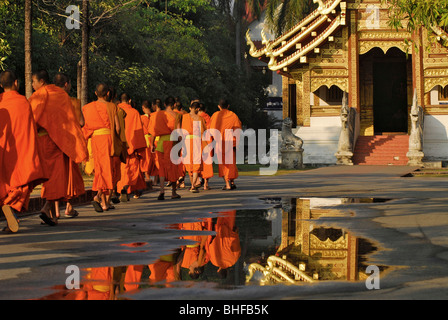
<box><xmin>1</xmin><ymin>165</ymin><xmax>448</xmax><ymax>300</ymax></box>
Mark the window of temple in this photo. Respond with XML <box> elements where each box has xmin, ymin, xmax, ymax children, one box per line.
<box><xmin>313</xmin><ymin>85</ymin><xmax>344</xmax><ymax>106</ymax></box>
<box><xmin>438</xmin><ymin>85</ymin><xmax>448</xmax><ymax>102</ymax></box>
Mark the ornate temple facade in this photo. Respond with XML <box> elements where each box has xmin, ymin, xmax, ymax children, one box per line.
<box><xmin>247</xmin><ymin>0</ymin><xmax>448</xmax><ymax>165</ymax></box>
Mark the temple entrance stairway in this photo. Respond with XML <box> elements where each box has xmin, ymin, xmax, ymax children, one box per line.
<box><xmin>353</xmin><ymin>134</ymin><xmax>409</xmax><ymax>165</ymax></box>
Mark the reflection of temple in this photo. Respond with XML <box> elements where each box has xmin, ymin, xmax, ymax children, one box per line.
<box><xmin>247</xmin><ymin>197</ymin><xmax>383</xmax><ymax>285</ymax></box>
<box><xmin>278</xmin><ymin>197</ymin><xmax>358</xmax><ymax>281</ymax></box>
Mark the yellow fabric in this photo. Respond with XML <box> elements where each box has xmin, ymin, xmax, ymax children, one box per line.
<box><xmin>145</xmin><ymin>134</ymin><xmax>151</xmax><ymax>148</ymax></box>
<box><xmin>92</xmin><ymin>128</ymin><xmax>111</xmax><ymax>136</ymax></box>
<box><xmin>155</xmin><ymin>134</ymin><xmax>171</xmax><ymax>153</ymax></box>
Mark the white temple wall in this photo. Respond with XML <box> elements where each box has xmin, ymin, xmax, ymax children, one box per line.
<box><xmin>293</xmin><ymin>116</ymin><xmax>341</xmax><ymax>165</ymax></box>
<box><xmin>423</xmin><ymin>115</ymin><xmax>448</xmax><ymax>161</ymax></box>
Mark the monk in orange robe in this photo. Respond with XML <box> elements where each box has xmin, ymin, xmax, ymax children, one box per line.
<box><xmin>53</xmin><ymin>73</ymin><xmax>87</xmax><ymax>218</ymax></box>
<box><xmin>82</xmin><ymin>83</ymin><xmax>120</xmax><ymax>211</ymax></box>
<box><xmin>197</xmin><ymin>103</ymin><xmax>213</xmax><ymax>190</ymax></box>
<box><xmin>140</xmin><ymin>100</ymin><xmax>157</xmax><ymax>185</ymax></box>
<box><xmin>173</xmin><ymin>97</ymin><xmax>187</xmax><ymax>188</ymax></box>
<box><xmin>206</xmin><ymin>210</ymin><xmax>241</xmax><ymax>279</ymax></box>
<box><xmin>148</xmin><ymin>97</ymin><xmax>182</xmax><ymax>200</ymax></box>
<box><xmin>29</xmin><ymin>70</ymin><xmax>88</xmax><ymax>225</ymax></box>
<box><xmin>106</xmin><ymin>87</ymin><xmax>127</xmax><ymax>205</ymax></box>
<box><xmin>181</xmin><ymin>102</ymin><xmax>207</xmax><ymax>193</ymax></box>
<box><xmin>209</xmin><ymin>99</ymin><xmax>242</xmax><ymax>190</ymax></box>
<box><xmin>0</xmin><ymin>70</ymin><xmax>47</xmax><ymax>233</ymax></box>
<box><xmin>116</xmin><ymin>94</ymin><xmax>147</xmax><ymax>201</ymax></box>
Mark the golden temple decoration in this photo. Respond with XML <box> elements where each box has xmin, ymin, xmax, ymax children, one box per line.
<box><xmin>311</xmin><ymin>77</ymin><xmax>348</xmax><ymax>92</ymax></box>
<box><xmin>424</xmin><ymin>77</ymin><xmax>448</xmax><ymax>93</ymax></box>
<box><xmin>359</xmin><ymin>40</ymin><xmax>408</xmax><ymax>55</ymax></box>
<box><xmin>309</xmin><ymin>233</ymin><xmax>348</xmax><ymax>250</ymax></box>
<box><xmin>246</xmin><ymin>255</ymin><xmax>315</xmax><ymax>285</ymax></box>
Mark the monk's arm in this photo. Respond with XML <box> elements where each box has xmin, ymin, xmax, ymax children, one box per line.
<box><xmin>114</xmin><ymin>114</ymin><xmax>120</xmax><ymax>135</ymax></box>
<box><xmin>79</xmin><ymin>111</ymin><xmax>85</xmax><ymax>127</ymax></box>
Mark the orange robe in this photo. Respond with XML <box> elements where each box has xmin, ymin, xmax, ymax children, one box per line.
<box><xmin>181</xmin><ymin>113</ymin><xmax>206</xmax><ymax>175</ymax></box>
<box><xmin>198</xmin><ymin>112</ymin><xmax>213</xmax><ymax>180</ymax></box>
<box><xmin>148</xmin><ymin>255</ymin><xmax>177</xmax><ymax>285</ymax></box>
<box><xmin>84</xmin><ymin>267</ymin><xmax>113</xmax><ymax>300</ymax></box>
<box><xmin>199</xmin><ymin>111</ymin><xmax>211</xmax><ymax>128</ymax></box>
<box><xmin>116</xmin><ymin>103</ymin><xmax>147</xmax><ymax>193</ymax></box>
<box><xmin>209</xmin><ymin>109</ymin><xmax>242</xmax><ymax>181</ymax></box>
<box><xmin>123</xmin><ymin>265</ymin><xmax>143</xmax><ymax>292</ymax></box>
<box><xmin>139</xmin><ymin>114</ymin><xmax>157</xmax><ymax>176</ymax></box>
<box><xmin>82</xmin><ymin>101</ymin><xmax>114</xmax><ymax>192</ymax></box>
<box><xmin>148</xmin><ymin>110</ymin><xmax>181</xmax><ymax>183</ymax></box>
<box><xmin>0</xmin><ymin>91</ymin><xmax>47</xmax><ymax>211</ymax></box>
<box><xmin>206</xmin><ymin>210</ymin><xmax>241</xmax><ymax>269</ymax></box>
<box><xmin>29</xmin><ymin>85</ymin><xmax>87</xmax><ymax>201</ymax></box>
<box><xmin>70</xmin><ymin>97</ymin><xmax>82</xmax><ymax>124</ymax></box>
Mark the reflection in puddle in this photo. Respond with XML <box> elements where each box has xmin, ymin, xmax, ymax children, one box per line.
<box><xmin>39</xmin><ymin>197</ymin><xmax>389</xmax><ymax>300</ymax></box>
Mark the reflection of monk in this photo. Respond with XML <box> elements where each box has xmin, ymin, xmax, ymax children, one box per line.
<box><xmin>178</xmin><ymin>220</ymin><xmax>211</xmax><ymax>279</ymax></box>
<box><xmin>206</xmin><ymin>210</ymin><xmax>241</xmax><ymax>279</ymax></box>
<box><xmin>148</xmin><ymin>250</ymin><xmax>182</xmax><ymax>286</ymax></box>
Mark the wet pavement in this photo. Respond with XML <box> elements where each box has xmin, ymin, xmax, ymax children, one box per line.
<box><xmin>1</xmin><ymin>165</ymin><xmax>448</xmax><ymax>300</ymax></box>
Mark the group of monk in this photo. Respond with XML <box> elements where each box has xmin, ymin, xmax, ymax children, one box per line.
<box><xmin>0</xmin><ymin>68</ymin><xmax>243</xmax><ymax>234</ymax></box>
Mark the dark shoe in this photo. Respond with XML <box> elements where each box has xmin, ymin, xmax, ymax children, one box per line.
<box><xmin>92</xmin><ymin>201</ymin><xmax>103</xmax><ymax>213</ymax></box>
<box><xmin>111</xmin><ymin>196</ymin><xmax>120</xmax><ymax>204</ymax></box>
<box><xmin>39</xmin><ymin>213</ymin><xmax>56</xmax><ymax>226</ymax></box>
<box><xmin>158</xmin><ymin>193</ymin><xmax>165</xmax><ymax>200</ymax></box>
<box><xmin>120</xmin><ymin>191</ymin><xmax>128</xmax><ymax>203</ymax></box>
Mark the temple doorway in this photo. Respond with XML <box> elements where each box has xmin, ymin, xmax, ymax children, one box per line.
<box><xmin>359</xmin><ymin>47</ymin><xmax>411</xmax><ymax>135</ymax></box>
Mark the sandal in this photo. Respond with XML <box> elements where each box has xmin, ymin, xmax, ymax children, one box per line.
<box><xmin>39</xmin><ymin>212</ymin><xmax>56</xmax><ymax>226</ymax></box>
<box><xmin>120</xmin><ymin>191</ymin><xmax>128</xmax><ymax>203</ymax></box>
<box><xmin>189</xmin><ymin>188</ymin><xmax>199</xmax><ymax>193</ymax></box>
<box><xmin>92</xmin><ymin>201</ymin><xmax>103</xmax><ymax>213</ymax></box>
<box><xmin>171</xmin><ymin>194</ymin><xmax>181</xmax><ymax>199</ymax></box>
<box><xmin>157</xmin><ymin>193</ymin><xmax>165</xmax><ymax>200</ymax></box>
<box><xmin>64</xmin><ymin>210</ymin><xmax>79</xmax><ymax>218</ymax></box>
<box><xmin>2</xmin><ymin>206</ymin><xmax>19</xmax><ymax>233</ymax></box>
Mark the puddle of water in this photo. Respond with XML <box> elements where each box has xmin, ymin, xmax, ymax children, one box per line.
<box><xmin>38</xmin><ymin>197</ymin><xmax>389</xmax><ymax>300</ymax></box>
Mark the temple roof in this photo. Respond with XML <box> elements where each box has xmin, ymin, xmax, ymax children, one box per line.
<box><xmin>246</xmin><ymin>0</ymin><xmax>347</xmax><ymax>72</ymax></box>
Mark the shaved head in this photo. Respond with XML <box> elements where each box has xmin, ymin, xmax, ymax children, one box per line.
<box><xmin>95</xmin><ymin>83</ymin><xmax>109</xmax><ymax>99</ymax></box>
<box><xmin>120</xmin><ymin>92</ymin><xmax>130</xmax><ymax>103</ymax></box>
<box><xmin>32</xmin><ymin>69</ymin><xmax>50</xmax><ymax>84</ymax></box>
<box><xmin>53</xmin><ymin>73</ymin><xmax>70</xmax><ymax>88</ymax></box>
<box><xmin>0</xmin><ymin>70</ymin><xmax>17</xmax><ymax>89</ymax></box>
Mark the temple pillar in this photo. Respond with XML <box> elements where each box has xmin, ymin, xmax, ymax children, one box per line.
<box><xmin>348</xmin><ymin>8</ymin><xmax>360</xmax><ymax>113</ymax></box>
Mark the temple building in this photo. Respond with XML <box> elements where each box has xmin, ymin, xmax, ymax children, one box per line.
<box><xmin>247</xmin><ymin>0</ymin><xmax>448</xmax><ymax>166</ymax></box>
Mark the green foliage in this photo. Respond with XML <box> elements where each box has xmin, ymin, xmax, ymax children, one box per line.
<box><xmin>0</xmin><ymin>0</ymin><xmax>272</xmax><ymax>129</ymax></box>
<box><xmin>264</xmin><ymin>0</ymin><xmax>317</xmax><ymax>36</ymax></box>
<box><xmin>382</xmin><ymin>0</ymin><xmax>448</xmax><ymax>47</ymax></box>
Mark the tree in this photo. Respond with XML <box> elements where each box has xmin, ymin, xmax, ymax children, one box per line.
<box><xmin>24</xmin><ymin>0</ymin><xmax>32</xmax><ymax>98</ymax></box>
<box><xmin>383</xmin><ymin>0</ymin><xmax>448</xmax><ymax>46</ymax></box>
<box><xmin>264</xmin><ymin>0</ymin><xmax>317</xmax><ymax>36</ymax></box>
<box><xmin>81</xmin><ymin>0</ymin><xmax>89</xmax><ymax>107</ymax></box>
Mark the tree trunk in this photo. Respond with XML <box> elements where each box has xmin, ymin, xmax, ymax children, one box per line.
<box><xmin>24</xmin><ymin>0</ymin><xmax>32</xmax><ymax>98</ymax></box>
<box><xmin>77</xmin><ymin>60</ymin><xmax>82</xmax><ymax>100</ymax></box>
<box><xmin>81</xmin><ymin>0</ymin><xmax>89</xmax><ymax>107</ymax></box>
